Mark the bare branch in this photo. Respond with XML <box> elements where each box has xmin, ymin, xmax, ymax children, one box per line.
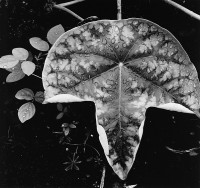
<box><xmin>54</xmin><ymin>5</ymin><xmax>84</xmax><ymax>21</ymax></box>
<box><xmin>57</xmin><ymin>0</ymin><xmax>85</xmax><ymax>7</ymax></box>
<box><xmin>164</xmin><ymin>0</ymin><xmax>200</xmax><ymax>21</ymax></box>
<box><xmin>117</xmin><ymin>0</ymin><xmax>122</xmax><ymax>20</ymax></box>
<box><xmin>32</xmin><ymin>74</ymin><xmax>42</xmax><ymax>79</ymax></box>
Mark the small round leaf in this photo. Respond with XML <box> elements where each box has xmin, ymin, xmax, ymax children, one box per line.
<box><xmin>15</xmin><ymin>88</ymin><xmax>34</xmax><ymax>101</ymax></box>
<box><xmin>29</xmin><ymin>37</ymin><xmax>49</xmax><ymax>51</ymax></box>
<box><xmin>34</xmin><ymin>91</ymin><xmax>44</xmax><ymax>103</ymax></box>
<box><xmin>12</xmin><ymin>48</ymin><xmax>29</xmax><ymax>60</ymax></box>
<box><xmin>57</xmin><ymin>103</ymin><xmax>63</xmax><ymax>111</ymax></box>
<box><xmin>18</xmin><ymin>102</ymin><xmax>36</xmax><ymax>123</ymax></box>
<box><xmin>47</xmin><ymin>24</ymin><xmax>65</xmax><ymax>45</ymax></box>
<box><xmin>21</xmin><ymin>61</ymin><xmax>36</xmax><ymax>76</ymax></box>
<box><xmin>0</xmin><ymin>55</ymin><xmax>19</xmax><ymax>69</ymax></box>
<box><xmin>6</xmin><ymin>70</ymin><xmax>25</xmax><ymax>83</ymax></box>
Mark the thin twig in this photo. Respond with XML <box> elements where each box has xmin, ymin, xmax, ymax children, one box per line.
<box><xmin>100</xmin><ymin>166</ymin><xmax>106</xmax><ymax>188</ymax></box>
<box><xmin>32</xmin><ymin>74</ymin><xmax>42</xmax><ymax>79</ymax></box>
<box><xmin>163</xmin><ymin>0</ymin><xmax>200</xmax><ymax>21</ymax></box>
<box><xmin>57</xmin><ymin>0</ymin><xmax>85</xmax><ymax>7</ymax></box>
<box><xmin>65</xmin><ymin>142</ymin><xmax>100</xmax><ymax>156</ymax></box>
<box><xmin>166</xmin><ymin>146</ymin><xmax>200</xmax><ymax>154</ymax></box>
<box><xmin>54</xmin><ymin>5</ymin><xmax>84</xmax><ymax>21</ymax></box>
<box><xmin>117</xmin><ymin>0</ymin><xmax>122</xmax><ymax>20</ymax></box>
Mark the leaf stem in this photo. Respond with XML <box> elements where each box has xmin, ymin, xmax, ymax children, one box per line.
<box><xmin>163</xmin><ymin>0</ymin><xmax>200</xmax><ymax>21</ymax></box>
<box><xmin>100</xmin><ymin>166</ymin><xmax>106</xmax><ymax>188</ymax></box>
<box><xmin>54</xmin><ymin>5</ymin><xmax>84</xmax><ymax>21</ymax></box>
<box><xmin>117</xmin><ymin>0</ymin><xmax>122</xmax><ymax>20</ymax></box>
<box><xmin>65</xmin><ymin>143</ymin><xmax>100</xmax><ymax>156</ymax></box>
<box><xmin>32</xmin><ymin>74</ymin><xmax>42</xmax><ymax>79</ymax></box>
<box><xmin>57</xmin><ymin>0</ymin><xmax>85</xmax><ymax>7</ymax></box>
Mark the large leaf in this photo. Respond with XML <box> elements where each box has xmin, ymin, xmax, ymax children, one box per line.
<box><xmin>42</xmin><ymin>18</ymin><xmax>200</xmax><ymax>180</ymax></box>
<box><xmin>18</xmin><ymin>102</ymin><xmax>36</xmax><ymax>123</ymax></box>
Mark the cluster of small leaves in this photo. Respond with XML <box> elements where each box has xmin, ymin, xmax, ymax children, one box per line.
<box><xmin>0</xmin><ymin>24</ymin><xmax>65</xmax><ymax>123</ymax></box>
<box><xmin>55</xmin><ymin>103</ymin><xmax>78</xmax><ymax>137</ymax></box>
<box><xmin>63</xmin><ymin>151</ymin><xmax>82</xmax><ymax>171</ymax></box>
<box><xmin>0</xmin><ymin>24</ymin><xmax>65</xmax><ymax>82</ymax></box>
<box><xmin>15</xmin><ymin>88</ymin><xmax>44</xmax><ymax>123</ymax></box>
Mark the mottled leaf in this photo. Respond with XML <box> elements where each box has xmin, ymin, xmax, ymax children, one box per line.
<box><xmin>0</xmin><ymin>55</ymin><xmax>19</xmax><ymax>69</ymax></box>
<box><xmin>29</xmin><ymin>37</ymin><xmax>49</xmax><ymax>51</ymax></box>
<box><xmin>18</xmin><ymin>102</ymin><xmax>36</xmax><ymax>123</ymax></box>
<box><xmin>21</xmin><ymin>61</ymin><xmax>35</xmax><ymax>76</ymax></box>
<box><xmin>12</xmin><ymin>48</ymin><xmax>29</xmax><ymax>60</ymax></box>
<box><xmin>34</xmin><ymin>91</ymin><xmax>44</xmax><ymax>103</ymax></box>
<box><xmin>42</xmin><ymin>19</ymin><xmax>200</xmax><ymax>180</ymax></box>
<box><xmin>47</xmin><ymin>24</ymin><xmax>65</xmax><ymax>45</ymax></box>
<box><xmin>15</xmin><ymin>88</ymin><xmax>34</xmax><ymax>100</ymax></box>
<box><xmin>6</xmin><ymin>69</ymin><xmax>25</xmax><ymax>82</ymax></box>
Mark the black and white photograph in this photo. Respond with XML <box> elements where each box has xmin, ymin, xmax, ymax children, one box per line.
<box><xmin>0</xmin><ymin>0</ymin><xmax>200</xmax><ymax>187</ymax></box>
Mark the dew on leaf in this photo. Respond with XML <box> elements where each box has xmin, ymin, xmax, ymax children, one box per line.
<box><xmin>42</xmin><ymin>18</ymin><xmax>200</xmax><ymax>180</ymax></box>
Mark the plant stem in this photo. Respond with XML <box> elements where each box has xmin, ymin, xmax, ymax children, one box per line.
<box><xmin>54</xmin><ymin>5</ymin><xmax>84</xmax><ymax>21</ymax></box>
<box><xmin>32</xmin><ymin>74</ymin><xmax>42</xmax><ymax>79</ymax></box>
<box><xmin>65</xmin><ymin>142</ymin><xmax>100</xmax><ymax>156</ymax></box>
<box><xmin>57</xmin><ymin>0</ymin><xmax>85</xmax><ymax>7</ymax></box>
<box><xmin>117</xmin><ymin>0</ymin><xmax>122</xmax><ymax>20</ymax></box>
<box><xmin>163</xmin><ymin>0</ymin><xmax>200</xmax><ymax>21</ymax></box>
<box><xmin>100</xmin><ymin>166</ymin><xmax>106</xmax><ymax>188</ymax></box>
